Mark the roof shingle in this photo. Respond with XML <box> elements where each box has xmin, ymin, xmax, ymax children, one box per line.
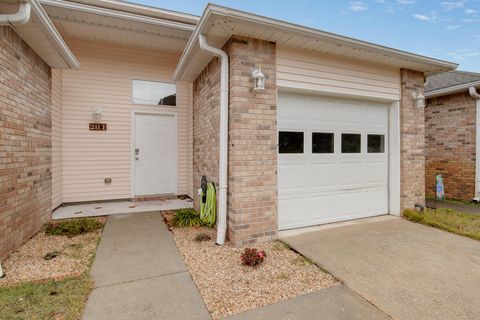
<box><xmin>426</xmin><ymin>70</ymin><xmax>480</xmax><ymax>92</ymax></box>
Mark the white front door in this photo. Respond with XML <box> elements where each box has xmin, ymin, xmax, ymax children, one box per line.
<box><xmin>134</xmin><ymin>113</ymin><xmax>176</xmax><ymax>195</ymax></box>
<box><xmin>278</xmin><ymin>92</ymin><xmax>389</xmax><ymax>230</ymax></box>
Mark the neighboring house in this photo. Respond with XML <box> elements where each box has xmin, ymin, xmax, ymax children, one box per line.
<box><xmin>425</xmin><ymin>71</ymin><xmax>480</xmax><ymax>201</ymax></box>
<box><xmin>1</xmin><ymin>0</ymin><xmax>458</xmax><ymax>257</ymax></box>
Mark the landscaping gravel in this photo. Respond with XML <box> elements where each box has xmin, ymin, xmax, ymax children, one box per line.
<box><xmin>0</xmin><ymin>227</ymin><xmax>102</xmax><ymax>287</ymax></box>
<box><xmin>170</xmin><ymin>225</ymin><xmax>338</xmax><ymax>319</ymax></box>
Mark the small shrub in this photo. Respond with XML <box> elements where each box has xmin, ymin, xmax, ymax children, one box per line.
<box><xmin>172</xmin><ymin>208</ymin><xmax>202</xmax><ymax>227</ymax></box>
<box><xmin>43</xmin><ymin>251</ymin><xmax>61</xmax><ymax>260</ymax></box>
<box><xmin>194</xmin><ymin>233</ymin><xmax>211</xmax><ymax>243</ymax></box>
<box><xmin>241</xmin><ymin>248</ymin><xmax>267</xmax><ymax>267</ymax></box>
<box><xmin>45</xmin><ymin>219</ymin><xmax>104</xmax><ymax>237</ymax></box>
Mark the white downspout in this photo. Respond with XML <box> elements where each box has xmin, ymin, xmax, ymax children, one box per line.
<box><xmin>0</xmin><ymin>2</ymin><xmax>31</xmax><ymax>26</ymax></box>
<box><xmin>198</xmin><ymin>34</ymin><xmax>229</xmax><ymax>245</ymax></box>
<box><xmin>470</xmin><ymin>87</ymin><xmax>480</xmax><ymax>201</ymax></box>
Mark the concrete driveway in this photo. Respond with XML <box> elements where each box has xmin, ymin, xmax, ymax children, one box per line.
<box><xmin>281</xmin><ymin>216</ymin><xmax>480</xmax><ymax>320</ymax></box>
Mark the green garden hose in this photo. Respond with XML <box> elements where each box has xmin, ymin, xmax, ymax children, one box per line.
<box><xmin>200</xmin><ymin>182</ymin><xmax>216</xmax><ymax>227</ymax></box>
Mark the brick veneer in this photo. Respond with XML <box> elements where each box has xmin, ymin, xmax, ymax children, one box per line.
<box><xmin>192</xmin><ymin>55</ymin><xmax>221</xmax><ymax>210</ymax></box>
<box><xmin>225</xmin><ymin>36</ymin><xmax>277</xmax><ymax>246</ymax></box>
<box><xmin>400</xmin><ymin>69</ymin><xmax>426</xmax><ymax>210</ymax></box>
<box><xmin>192</xmin><ymin>36</ymin><xmax>277</xmax><ymax>246</ymax></box>
<box><xmin>0</xmin><ymin>27</ymin><xmax>52</xmax><ymax>259</ymax></box>
<box><xmin>425</xmin><ymin>92</ymin><xmax>476</xmax><ymax>200</ymax></box>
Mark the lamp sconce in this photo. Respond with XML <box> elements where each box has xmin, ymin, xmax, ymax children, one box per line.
<box><xmin>252</xmin><ymin>67</ymin><xmax>265</xmax><ymax>92</ymax></box>
<box><xmin>93</xmin><ymin>106</ymin><xmax>103</xmax><ymax>121</ymax></box>
<box><xmin>412</xmin><ymin>90</ymin><xmax>425</xmax><ymax>108</ymax></box>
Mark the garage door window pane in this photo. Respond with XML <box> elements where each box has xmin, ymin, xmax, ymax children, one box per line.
<box><xmin>341</xmin><ymin>133</ymin><xmax>361</xmax><ymax>153</ymax></box>
<box><xmin>312</xmin><ymin>132</ymin><xmax>334</xmax><ymax>153</ymax></box>
<box><xmin>279</xmin><ymin>131</ymin><xmax>304</xmax><ymax>153</ymax></box>
<box><xmin>368</xmin><ymin>134</ymin><xmax>385</xmax><ymax>153</ymax></box>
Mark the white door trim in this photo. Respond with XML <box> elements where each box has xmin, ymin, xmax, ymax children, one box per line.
<box><xmin>388</xmin><ymin>100</ymin><xmax>401</xmax><ymax>215</ymax></box>
<box><xmin>130</xmin><ymin>110</ymin><xmax>178</xmax><ymax>197</ymax></box>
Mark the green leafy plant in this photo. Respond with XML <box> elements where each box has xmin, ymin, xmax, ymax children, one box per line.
<box><xmin>172</xmin><ymin>208</ymin><xmax>202</xmax><ymax>227</ymax></box>
<box><xmin>45</xmin><ymin>219</ymin><xmax>104</xmax><ymax>237</ymax></box>
<box><xmin>193</xmin><ymin>233</ymin><xmax>211</xmax><ymax>243</ymax></box>
<box><xmin>241</xmin><ymin>248</ymin><xmax>267</xmax><ymax>267</ymax></box>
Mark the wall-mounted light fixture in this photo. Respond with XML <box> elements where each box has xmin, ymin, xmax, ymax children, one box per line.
<box><xmin>92</xmin><ymin>106</ymin><xmax>103</xmax><ymax>121</ymax></box>
<box><xmin>412</xmin><ymin>90</ymin><xmax>425</xmax><ymax>108</ymax></box>
<box><xmin>252</xmin><ymin>67</ymin><xmax>265</xmax><ymax>92</ymax></box>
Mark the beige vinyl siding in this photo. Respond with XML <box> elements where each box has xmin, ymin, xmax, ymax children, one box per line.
<box><xmin>51</xmin><ymin>68</ymin><xmax>63</xmax><ymax>209</ymax></box>
<box><xmin>277</xmin><ymin>46</ymin><xmax>401</xmax><ymax>101</ymax></box>
<box><xmin>61</xmin><ymin>38</ymin><xmax>191</xmax><ymax>202</ymax></box>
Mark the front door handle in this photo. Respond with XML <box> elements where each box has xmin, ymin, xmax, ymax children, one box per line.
<box><xmin>135</xmin><ymin>148</ymin><xmax>139</xmax><ymax>155</ymax></box>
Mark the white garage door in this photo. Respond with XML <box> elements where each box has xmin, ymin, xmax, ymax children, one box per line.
<box><xmin>278</xmin><ymin>92</ymin><xmax>389</xmax><ymax>230</ymax></box>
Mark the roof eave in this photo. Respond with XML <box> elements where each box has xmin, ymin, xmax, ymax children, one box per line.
<box><xmin>425</xmin><ymin>81</ymin><xmax>480</xmax><ymax>98</ymax></box>
<box><xmin>41</xmin><ymin>0</ymin><xmax>196</xmax><ymax>32</ymax></box>
<box><xmin>173</xmin><ymin>4</ymin><xmax>458</xmax><ymax>82</ymax></box>
<box><xmin>30</xmin><ymin>0</ymin><xmax>79</xmax><ymax>69</ymax></box>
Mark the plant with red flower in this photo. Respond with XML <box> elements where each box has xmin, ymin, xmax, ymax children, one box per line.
<box><xmin>241</xmin><ymin>248</ymin><xmax>267</xmax><ymax>266</ymax></box>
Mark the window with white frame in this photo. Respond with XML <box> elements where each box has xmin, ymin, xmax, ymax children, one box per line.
<box><xmin>132</xmin><ymin>80</ymin><xmax>176</xmax><ymax>106</ymax></box>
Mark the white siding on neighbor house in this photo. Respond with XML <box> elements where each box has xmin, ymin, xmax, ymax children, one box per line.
<box><xmin>61</xmin><ymin>38</ymin><xmax>191</xmax><ymax>203</ymax></box>
<box><xmin>52</xmin><ymin>68</ymin><xmax>63</xmax><ymax>209</ymax></box>
<box><xmin>277</xmin><ymin>46</ymin><xmax>401</xmax><ymax>101</ymax></box>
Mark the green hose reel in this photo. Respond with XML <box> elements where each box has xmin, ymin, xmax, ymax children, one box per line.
<box><xmin>200</xmin><ymin>176</ymin><xmax>216</xmax><ymax>227</ymax></box>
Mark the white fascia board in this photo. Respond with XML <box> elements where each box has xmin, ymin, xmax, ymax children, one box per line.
<box><xmin>425</xmin><ymin>81</ymin><xmax>480</xmax><ymax>98</ymax></box>
<box><xmin>41</xmin><ymin>0</ymin><xmax>195</xmax><ymax>32</ymax></box>
<box><xmin>31</xmin><ymin>0</ymin><xmax>79</xmax><ymax>69</ymax></box>
<box><xmin>173</xmin><ymin>4</ymin><xmax>458</xmax><ymax>82</ymax></box>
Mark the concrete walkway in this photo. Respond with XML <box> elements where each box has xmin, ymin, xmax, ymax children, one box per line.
<box><xmin>281</xmin><ymin>216</ymin><xmax>480</xmax><ymax>320</ymax></box>
<box><xmin>225</xmin><ymin>285</ymin><xmax>390</xmax><ymax>320</ymax></box>
<box><xmin>426</xmin><ymin>199</ymin><xmax>480</xmax><ymax>214</ymax></box>
<box><xmin>53</xmin><ymin>199</ymin><xmax>192</xmax><ymax>220</ymax></box>
<box><xmin>82</xmin><ymin>212</ymin><xmax>210</xmax><ymax>320</ymax></box>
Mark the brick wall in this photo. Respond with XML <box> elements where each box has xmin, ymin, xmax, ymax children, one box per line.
<box><xmin>400</xmin><ymin>69</ymin><xmax>425</xmax><ymax>210</ymax></box>
<box><xmin>0</xmin><ymin>27</ymin><xmax>52</xmax><ymax>259</ymax></box>
<box><xmin>225</xmin><ymin>36</ymin><xmax>277</xmax><ymax>246</ymax></box>
<box><xmin>192</xmin><ymin>55</ymin><xmax>221</xmax><ymax>209</ymax></box>
<box><xmin>192</xmin><ymin>36</ymin><xmax>277</xmax><ymax>246</ymax></box>
<box><xmin>425</xmin><ymin>92</ymin><xmax>476</xmax><ymax>200</ymax></box>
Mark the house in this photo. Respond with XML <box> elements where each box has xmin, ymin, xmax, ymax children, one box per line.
<box><xmin>425</xmin><ymin>71</ymin><xmax>480</xmax><ymax>201</ymax></box>
<box><xmin>1</xmin><ymin>0</ymin><xmax>458</xmax><ymax>258</ymax></box>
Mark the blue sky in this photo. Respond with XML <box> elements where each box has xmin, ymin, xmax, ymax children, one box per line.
<box><xmin>133</xmin><ymin>0</ymin><xmax>480</xmax><ymax>72</ymax></box>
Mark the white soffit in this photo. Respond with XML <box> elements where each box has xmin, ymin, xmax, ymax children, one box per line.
<box><xmin>173</xmin><ymin>4</ymin><xmax>458</xmax><ymax>82</ymax></box>
<box><xmin>1</xmin><ymin>0</ymin><xmax>79</xmax><ymax>69</ymax></box>
<box><xmin>41</xmin><ymin>0</ymin><xmax>194</xmax><ymax>51</ymax></box>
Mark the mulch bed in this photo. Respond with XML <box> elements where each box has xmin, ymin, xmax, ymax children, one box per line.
<box><xmin>163</xmin><ymin>211</ymin><xmax>338</xmax><ymax>319</ymax></box>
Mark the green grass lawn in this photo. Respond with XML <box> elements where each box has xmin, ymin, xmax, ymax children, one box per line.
<box><xmin>0</xmin><ymin>275</ymin><xmax>92</xmax><ymax>320</ymax></box>
<box><xmin>404</xmin><ymin>208</ymin><xmax>480</xmax><ymax>241</ymax></box>
<box><xmin>0</xmin><ymin>218</ymin><xmax>104</xmax><ymax>320</ymax></box>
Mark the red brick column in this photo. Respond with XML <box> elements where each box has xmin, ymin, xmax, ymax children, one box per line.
<box><xmin>0</xmin><ymin>27</ymin><xmax>52</xmax><ymax>258</ymax></box>
<box><xmin>400</xmin><ymin>69</ymin><xmax>425</xmax><ymax>210</ymax></box>
<box><xmin>425</xmin><ymin>92</ymin><xmax>476</xmax><ymax>201</ymax></box>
